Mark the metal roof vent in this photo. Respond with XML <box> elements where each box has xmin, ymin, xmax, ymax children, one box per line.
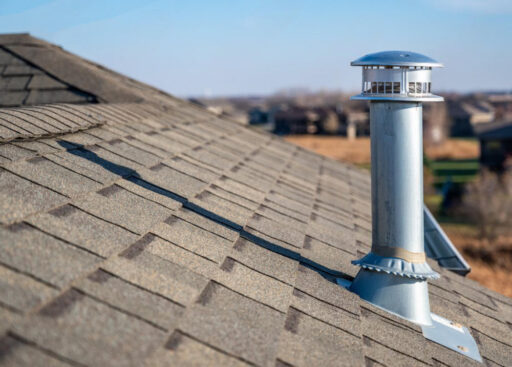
<box><xmin>345</xmin><ymin>51</ymin><xmax>482</xmax><ymax>362</ymax></box>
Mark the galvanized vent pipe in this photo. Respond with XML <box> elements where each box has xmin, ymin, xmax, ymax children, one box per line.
<box><xmin>349</xmin><ymin>51</ymin><xmax>443</xmax><ymax>326</ymax></box>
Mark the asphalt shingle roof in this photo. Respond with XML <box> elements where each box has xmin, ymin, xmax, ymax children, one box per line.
<box><xmin>0</xmin><ymin>34</ymin><xmax>511</xmax><ymax>367</ymax></box>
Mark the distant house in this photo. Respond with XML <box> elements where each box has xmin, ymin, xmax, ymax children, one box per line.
<box><xmin>248</xmin><ymin>106</ymin><xmax>269</xmax><ymax>125</ymax></box>
<box><xmin>475</xmin><ymin>120</ymin><xmax>512</xmax><ymax>172</ymax></box>
<box><xmin>273</xmin><ymin>107</ymin><xmax>319</xmax><ymax>134</ymax></box>
<box><xmin>448</xmin><ymin>100</ymin><xmax>494</xmax><ymax>137</ymax></box>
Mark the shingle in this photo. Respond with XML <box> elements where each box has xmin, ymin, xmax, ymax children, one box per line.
<box><xmin>0</xmin><ymin>76</ymin><xmax>30</xmax><ymax>90</ymax></box>
<box><xmin>7</xmin><ymin>109</ymin><xmax>73</xmax><ymax>132</ymax></box>
<box><xmin>11</xmin><ymin>290</ymin><xmax>167</xmax><ymax>366</ymax></box>
<box><xmin>266</xmin><ymin>190</ymin><xmax>312</xmax><ymax>215</ymax></box>
<box><xmin>184</xmin><ymin>146</ymin><xmax>235</xmax><ymax>171</ymax></box>
<box><xmin>0</xmin><ymin>306</ymin><xmax>21</xmax><ymax>335</ymax></box>
<box><xmin>179</xmin><ymin>282</ymin><xmax>285</xmax><ymax>367</ymax></box>
<box><xmin>301</xmin><ymin>236</ymin><xmax>359</xmax><ymax>277</ymax></box>
<box><xmin>11</xmin><ymin>140</ymin><xmax>59</xmax><ymax>156</ymax></box>
<box><xmin>230</xmin><ymin>237</ymin><xmax>298</xmax><ymax>284</ymax></box>
<box><xmin>122</xmin><ymin>135</ymin><xmax>168</xmax><ymax>158</ymax></box>
<box><xmin>78</xmin><ymin>186</ymin><xmax>168</xmax><ymax>232</ymax></box>
<box><xmin>0</xmin><ymin>169</ymin><xmax>67</xmax><ymax>224</ymax></box>
<box><xmin>207</xmin><ymin>185</ymin><xmax>259</xmax><ymax>211</ymax></box>
<box><xmin>145</xmin><ymin>233</ymin><xmax>220</xmax><ymax>279</ymax></box>
<box><xmin>294</xmin><ymin>265</ymin><xmax>360</xmax><ymax>316</ymax></box>
<box><xmin>163</xmin><ymin>155</ymin><xmax>221</xmax><ymax>183</ymax></box>
<box><xmin>27</xmin><ymin>74</ymin><xmax>67</xmax><ymax>89</ymax></box>
<box><xmin>214</xmin><ymin>257</ymin><xmax>293</xmax><ymax>312</ymax></box>
<box><xmin>0</xmin><ymin>143</ymin><xmax>36</xmax><ymax>161</ymax></box>
<box><xmin>25</xmin><ymin>89</ymin><xmax>92</xmax><ymax>105</ymax></box>
<box><xmin>0</xmin><ymin>224</ymin><xmax>100</xmax><ymax>287</ymax></box>
<box><xmin>215</xmin><ymin>176</ymin><xmax>266</xmax><ymax>204</ymax></box>
<box><xmin>360</xmin><ymin>306</ymin><xmax>432</xmax><ymax>364</ymax></box>
<box><xmin>2</xmin><ymin>65</ymin><xmax>42</xmax><ymax>76</ymax></box>
<box><xmin>463</xmin><ymin>304</ymin><xmax>512</xmax><ymax>343</ymax></box>
<box><xmin>7</xmin><ymin>157</ymin><xmax>102</xmax><ymax>197</ymax></box>
<box><xmin>290</xmin><ymin>288</ymin><xmax>361</xmax><ymax>337</ymax></box>
<box><xmin>0</xmin><ymin>49</ymin><xmax>17</xmax><ymax>64</ymax></box>
<box><xmin>99</xmin><ymin>139</ymin><xmax>160</xmax><ymax>167</ymax></box>
<box><xmin>116</xmin><ymin>177</ymin><xmax>183</xmax><ymax>210</ymax></box>
<box><xmin>261</xmin><ymin>201</ymin><xmax>310</xmax><ymax>223</ymax></box>
<box><xmin>472</xmin><ymin>328</ymin><xmax>512</xmax><ymax>367</ymax></box>
<box><xmin>0</xmin><ymin>264</ymin><xmax>58</xmax><ymax>312</ymax></box>
<box><xmin>0</xmin><ymin>110</ymin><xmax>52</xmax><ymax>137</ymax></box>
<box><xmin>0</xmin><ymin>90</ymin><xmax>28</xmax><ymax>107</ymax></box>
<box><xmin>246</xmin><ymin>214</ymin><xmax>305</xmax><ymax>249</ymax></box>
<box><xmin>363</xmin><ymin>336</ymin><xmax>431</xmax><ymax>367</ymax></box>
<box><xmin>191</xmin><ymin>190</ymin><xmax>254</xmax><ymax>228</ymax></box>
<box><xmin>277</xmin><ymin>307</ymin><xmax>362</xmax><ymax>367</ymax></box>
<box><xmin>103</xmin><ymin>249</ymin><xmax>208</xmax><ymax>305</ymax></box>
<box><xmin>48</xmin><ymin>145</ymin><xmax>141</xmax><ymax>182</ymax></box>
<box><xmin>0</xmin><ymin>335</ymin><xmax>72</xmax><ymax>367</ymax></box>
<box><xmin>133</xmin><ymin>131</ymin><xmax>190</xmax><ymax>154</ymax></box>
<box><xmin>175</xmin><ymin>207</ymin><xmax>239</xmax><ymax>241</ymax></box>
<box><xmin>76</xmin><ymin>269</ymin><xmax>184</xmax><ymax>330</ymax></box>
<box><xmin>146</xmin><ymin>331</ymin><xmax>250</xmax><ymax>367</ymax></box>
<box><xmin>256</xmin><ymin>206</ymin><xmax>307</xmax><ymax>230</ymax></box>
<box><xmin>151</xmin><ymin>217</ymin><xmax>232</xmax><ymax>264</ymax></box>
<box><xmin>27</xmin><ymin>204</ymin><xmax>138</xmax><ymax>257</ymax></box>
<box><xmin>139</xmin><ymin>163</ymin><xmax>207</xmax><ymax>199</ymax></box>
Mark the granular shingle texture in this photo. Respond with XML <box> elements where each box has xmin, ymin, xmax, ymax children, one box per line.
<box><xmin>0</xmin><ymin>33</ymin><xmax>511</xmax><ymax>367</ymax></box>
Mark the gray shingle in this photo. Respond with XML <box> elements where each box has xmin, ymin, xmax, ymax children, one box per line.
<box><xmin>27</xmin><ymin>204</ymin><xmax>138</xmax><ymax>257</ymax></box>
<box><xmin>99</xmin><ymin>139</ymin><xmax>160</xmax><ymax>167</ymax></box>
<box><xmin>146</xmin><ymin>331</ymin><xmax>250</xmax><ymax>367</ymax></box>
<box><xmin>139</xmin><ymin>163</ymin><xmax>207</xmax><ymax>199</ymax></box>
<box><xmin>75</xmin><ymin>186</ymin><xmax>171</xmax><ymax>234</ymax></box>
<box><xmin>214</xmin><ymin>257</ymin><xmax>293</xmax><ymax>312</ymax></box>
<box><xmin>103</xmin><ymin>248</ymin><xmax>208</xmax><ymax>306</ymax></box>
<box><xmin>277</xmin><ymin>307</ymin><xmax>362</xmax><ymax>367</ymax></box>
<box><xmin>0</xmin><ymin>224</ymin><xmax>100</xmax><ymax>287</ymax></box>
<box><xmin>179</xmin><ymin>282</ymin><xmax>285</xmax><ymax>367</ymax></box>
<box><xmin>0</xmin><ymin>76</ymin><xmax>30</xmax><ymax>90</ymax></box>
<box><xmin>12</xmin><ymin>290</ymin><xmax>167</xmax><ymax>366</ymax></box>
<box><xmin>151</xmin><ymin>217</ymin><xmax>232</xmax><ymax>264</ymax></box>
<box><xmin>294</xmin><ymin>265</ymin><xmax>360</xmax><ymax>316</ymax></box>
<box><xmin>76</xmin><ymin>269</ymin><xmax>184</xmax><ymax>330</ymax></box>
<box><xmin>7</xmin><ymin>157</ymin><xmax>102</xmax><ymax>198</ymax></box>
<box><xmin>0</xmin><ymin>336</ymin><xmax>72</xmax><ymax>367</ymax></box>
<box><xmin>230</xmin><ymin>237</ymin><xmax>299</xmax><ymax>284</ymax></box>
<box><xmin>0</xmin><ymin>169</ymin><xmax>67</xmax><ymax>224</ymax></box>
<box><xmin>27</xmin><ymin>74</ymin><xmax>67</xmax><ymax>89</ymax></box>
<box><xmin>0</xmin><ymin>265</ymin><xmax>58</xmax><ymax>312</ymax></box>
<box><xmin>246</xmin><ymin>214</ymin><xmax>305</xmax><ymax>249</ymax></box>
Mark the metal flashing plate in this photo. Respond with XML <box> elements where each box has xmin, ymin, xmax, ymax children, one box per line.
<box><xmin>422</xmin><ymin>313</ymin><xmax>482</xmax><ymax>363</ymax></box>
<box><xmin>336</xmin><ymin>278</ymin><xmax>482</xmax><ymax>363</ymax></box>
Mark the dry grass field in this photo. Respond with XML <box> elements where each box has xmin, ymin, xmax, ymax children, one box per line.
<box><xmin>286</xmin><ymin>135</ymin><xmax>480</xmax><ymax>164</ymax></box>
<box><xmin>285</xmin><ymin>135</ymin><xmax>512</xmax><ymax>297</ymax></box>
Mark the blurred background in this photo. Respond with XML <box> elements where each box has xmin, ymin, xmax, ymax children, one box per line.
<box><xmin>1</xmin><ymin>0</ymin><xmax>511</xmax><ymax>294</ymax></box>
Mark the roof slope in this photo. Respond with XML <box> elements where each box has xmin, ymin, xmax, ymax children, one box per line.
<box><xmin>0</xmin><ymin>101</ymin><xmax>511</xmax><ymax>367</ymax></box>
<box><xmin>0</xmin><ymin>34</ymin><xmax>511</xmax><ymax>366</ymax></box>
<box><xmin>0</xmin><ymin>33</ymin><xmax>179</xmax><ymax>107</ymax></box>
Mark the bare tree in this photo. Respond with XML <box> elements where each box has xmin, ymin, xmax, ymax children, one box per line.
<box><xmin>461</xmin><ymin>170</ymin><xmax>512</xmax><ymax>241</ymax></box>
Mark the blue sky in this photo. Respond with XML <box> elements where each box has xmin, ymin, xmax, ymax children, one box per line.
<box><xmin>0</xmin><ymin>0</ymin><xmax>511</xmax><ymax>97</ymax></box>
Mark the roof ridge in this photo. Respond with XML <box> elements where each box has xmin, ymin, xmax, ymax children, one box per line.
<box><xmin>0</xmin><ymin>102</ymin><xmax>154</xmax><ymax>144</ymax></box>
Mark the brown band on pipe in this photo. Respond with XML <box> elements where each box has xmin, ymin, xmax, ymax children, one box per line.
<box><xmin>371</xmin><ymin>245</ymin><xmax>426</xmax><ymax>263</ymax></box>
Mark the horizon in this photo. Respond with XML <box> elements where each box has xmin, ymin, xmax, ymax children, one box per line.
<box><xmin>1</xmin><ymin>0</ymin><xmax>511</xmax><ymax>98</ymax></box>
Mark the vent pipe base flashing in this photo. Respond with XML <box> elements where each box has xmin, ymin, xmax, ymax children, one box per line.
<box><xmin>350</xmin><ymin>269</ymin><xmax>433</xmax><ymax>326</ymax></box>
<box><xmin>352</xmin><ymin>253</ymin><xmax>439</xmax><ymax>280</ymax></box>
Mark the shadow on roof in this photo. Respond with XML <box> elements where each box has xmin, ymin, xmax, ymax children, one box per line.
<box><xmin>58</xmin><ymin>140</ymin><xmax>351</xmax><ymax>284</ymax></box>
